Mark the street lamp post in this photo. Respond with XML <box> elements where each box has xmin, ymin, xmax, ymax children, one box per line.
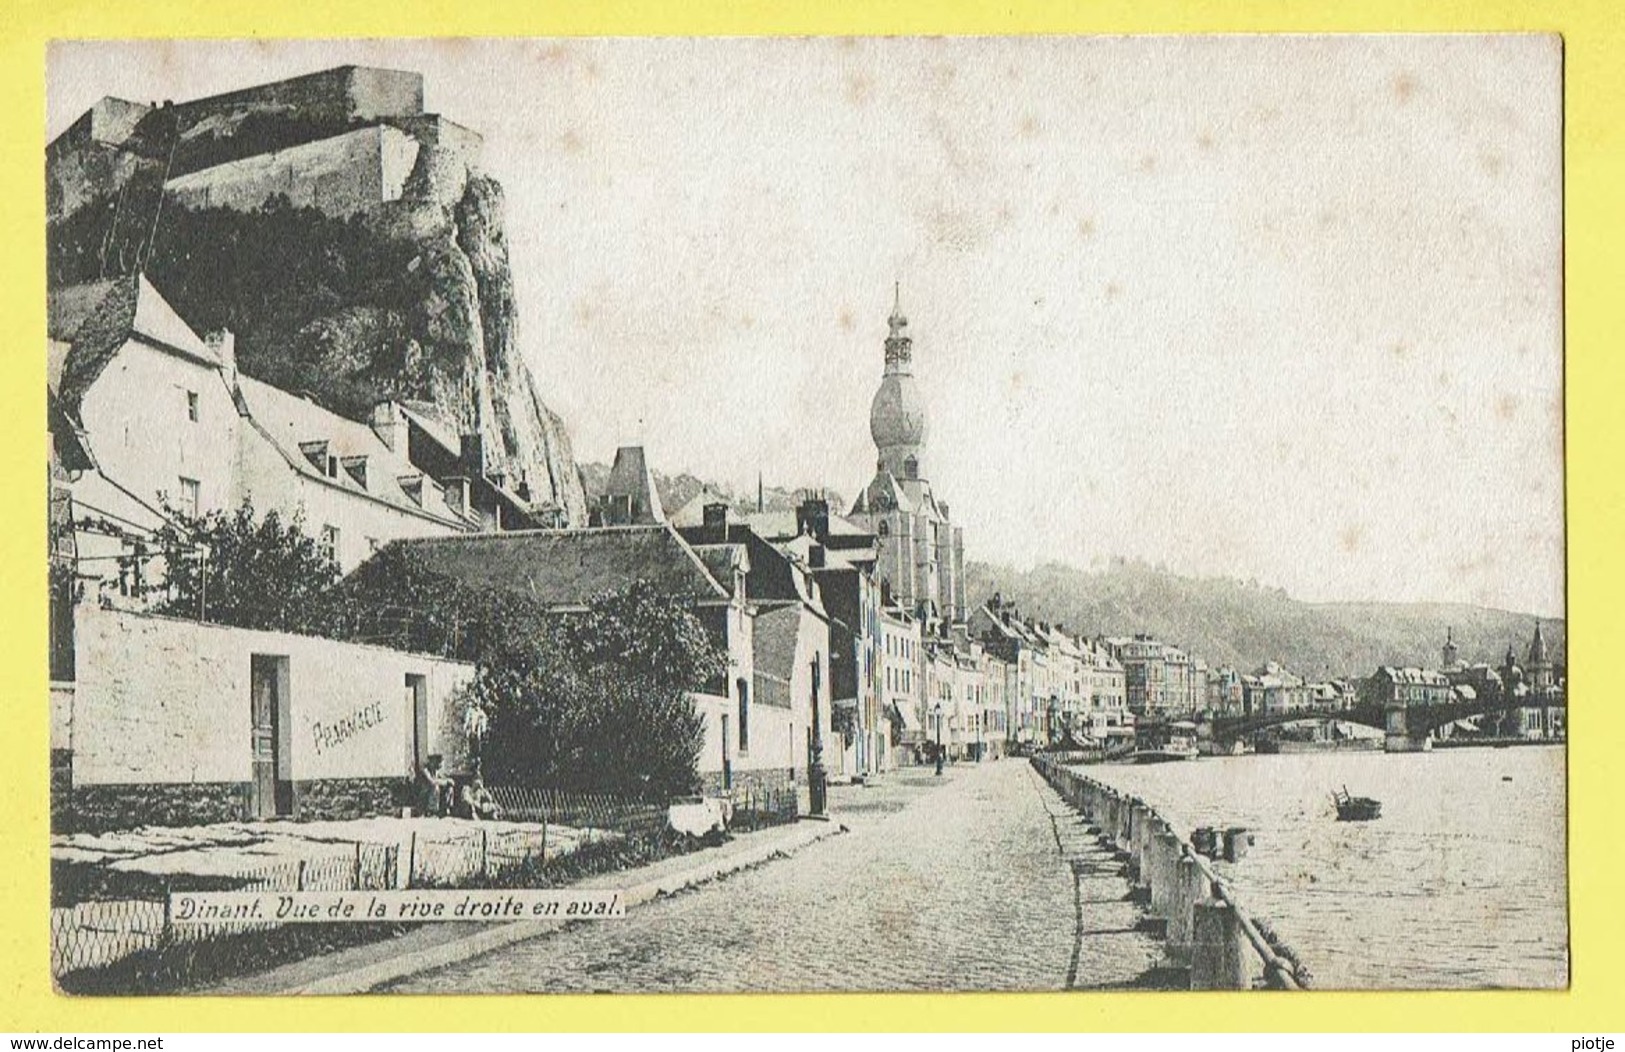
<box><xmin>933</xmin><ymin>702</ymin><xmax>944</xmax><ymax>776</ymax></box>
<box><xmin>809</xmin><ymin>657</ymin><xmax>828</xmax><ymax>817</ymax></box>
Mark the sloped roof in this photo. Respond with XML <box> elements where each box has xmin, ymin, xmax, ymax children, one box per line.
<box><xmin>48</xmin><ymin>278</ymin><xmax>123</xmax><ymax>343</ymax></box>
<box><xmin>690</xmin><ymin>543</ymin><xmax>749</xmax><ymax>596</ymax></box>
<box><xmin>397</xmin><ymin>524</ymin><xmax>731</xmax><ymax>608</ymax></box>
<box><xmin>47</xmin><ymin>341</ymin><xmax>72</xmax><ymax>395</ymax></box>
<box><xmin>603</xmin><ymin>446</ymin><xmax>666</xmax><ymax>524</ymax></box>
<box><xmin>852</xmin><ymin>472</ymin><xmax>918</xmax><ymax>517</ymax></box>
<box><xmin>1378</xmin><ymin>666</ymin><xmax>1452</xmax><ymax>687</ymax></box>
<box><xmin>668</xmin><ymin>487</ymin><xmax>733</xmax><ymax>528</ymax></box>
<box><xmin>398</xmin><ymin>400</ymin><xmax>461</xmax><ymax>454</ymax></box>
<box><xmin>236</xmin><ymin>374</ymin><xmax>464</xmax><ymax>526</ymax></box>
<box><xmin>54</xmin><ymin>275</ymin><xmax>218</xmax><ymax>412</ymax></box>
<box><xmin>753</xmin><ymin>603</ymin><xmax>804</xmax><ymax>688</ymax></box>
<box><xmin>741</xmin><ymin>507</ymin><xmax>871</xmax><ymax>542</ymax></box>
<box><xmin>395</xmin><ymin>401</ymin><xmax>543</xmax><ymax>526</ymax></box>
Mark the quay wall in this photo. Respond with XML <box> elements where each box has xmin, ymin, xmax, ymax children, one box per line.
<box><xmin>1029</xmin><ymin>754</ymin><xmax>1308</xmax><ymax>991</ymax></box>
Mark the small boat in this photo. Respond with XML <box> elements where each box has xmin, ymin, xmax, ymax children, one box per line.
<box><xmin>1333</xmin><ymin>785</ymin><xmax>1381</xmax><ymax>821</ymax></box>
<box><xmin>1131</xmin><ymin>719</ymin><xmax>1200</xmax><ymax>763</ymax></box>
<box><xmin>1131</xmin><ymin>745</ymin><xmax>1200</xmax><ymax>764</ymax></box>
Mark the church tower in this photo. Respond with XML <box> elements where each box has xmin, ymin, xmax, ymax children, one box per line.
<box><xmin>850</xmin><ymin>286</ymin><xmax>967</xmax><ymax>626</ymax></box>
<box><xmin>868</xmin><ymin>284</ymin><xmax>929</xmax><ymax>481</ymax></box>
<box><xmin>1526</xmin><ymin>621</ymin><xmax>1554</xmax><ymax>694</ymax></box>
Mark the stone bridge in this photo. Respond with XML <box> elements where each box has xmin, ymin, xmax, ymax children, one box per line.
<box><xmin>1205</xmin><ymin>701</ymin><xmax>1510</xmax><ymax>752</ymax></box>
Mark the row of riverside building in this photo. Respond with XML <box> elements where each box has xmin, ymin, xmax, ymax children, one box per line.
<box><xmin>42</xmin><ymin>241</ymin><xmax>1186</xmax><ymax>832</ymax></box>
<box><xmin>43</xmin><ymin>264</ymin><xmax>1565</xmax><ymax>832</ymax></box>
<box><xmin>46</xmin><ymin>68</ymin><xmax>1564</xmax><ymax>835</ymax></box>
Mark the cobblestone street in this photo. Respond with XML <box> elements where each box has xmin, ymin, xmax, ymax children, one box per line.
<box><xmin>387</xmin><ymin>759</ymin><xmax>1163</xmax><ymax>994</ymax></box>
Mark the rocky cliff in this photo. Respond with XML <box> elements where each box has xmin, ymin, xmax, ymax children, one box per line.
<box><xmin>47</xmin><ymin>72</ymin><xmax>588</xmax><ymax>525</ymax></box>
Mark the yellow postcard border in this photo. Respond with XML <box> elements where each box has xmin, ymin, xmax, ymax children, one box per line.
<box><xmin>3</xmin><ymin>0</ymin><xmax>1619</xmax><ymax>1033</ymax></box>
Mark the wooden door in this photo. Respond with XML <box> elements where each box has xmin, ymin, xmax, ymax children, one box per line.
<box><xmin>250</xmin><ymin>656</ymin><xmax>278</xmax><ymax>819</ymax></box>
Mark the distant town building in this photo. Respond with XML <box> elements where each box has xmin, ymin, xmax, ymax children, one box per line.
<box><xmin>1362</xmin><ymin>666</ymin><xmax>1456</xmax><ymax>709</ymax></box>
<box><xmin>1499</xmin><ymin>621</ymin><xmax>1566</xmax><ymax>741</ymax></box>
<box><xmin>1102</xmin><ymin>635</ymin><xmax>1206</xmax><ymax>716</ymax></box>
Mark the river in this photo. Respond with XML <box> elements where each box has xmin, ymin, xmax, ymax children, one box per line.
<box><xmin>1073</xmin><ymin>745</ymin><xmax>1568</xmax><ymax>990</ymax></box>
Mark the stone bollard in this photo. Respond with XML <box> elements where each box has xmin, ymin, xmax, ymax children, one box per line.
<box><xmin>1190</xmin><ymin>900</ymin><xmax>1252</xmax><ymax>990</ymax></box>
<box><xmin>1223</xmin><ymin>827</ymin><xmax>1252</xmax><ymax>863</ymax></box>
<box><xmin>1129</xmin><ymin>804</ymin><xmax>1150</xmax><ymax>876</ymax></box>
<box><xmin>1166</xmin><ymin>855</ymin><xmax>1206</xmax><ymax>962</ymax></box>
<box><xmin>1150</xmin><ymin>831</ymin><xmax>1182</xmax><ymax>918</ymax></box>
<box><xmin>1135</xmin><ymin>811</ymin><xmax>1161</xmax><ymax>888</ymax></box>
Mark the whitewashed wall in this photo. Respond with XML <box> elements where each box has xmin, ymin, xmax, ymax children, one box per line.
<box><xmin>69</xmin><ymin>604</ymin><xmax>474</xmax><ymax>786</ymax></box>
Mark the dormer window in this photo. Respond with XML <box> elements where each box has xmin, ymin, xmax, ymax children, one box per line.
<box><xmin>341</xmin><ymin>455</ymin><xmax>369</xmax><ymax>490</ymax></box>
<box><xmin>398</xmin><ymin>474</ymin><xmax>425</xmax><ymax>506</ymax></box>
<box><xmin>298</xmin><ymin>440</ymin><xmax>330</xmax><ymax>473</ymax></box>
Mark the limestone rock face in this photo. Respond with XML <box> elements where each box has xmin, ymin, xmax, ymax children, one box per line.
<box><xmin>47</xmin><ymin>71</ymin><xmax>589</xmax><ymax>526</ymax></box>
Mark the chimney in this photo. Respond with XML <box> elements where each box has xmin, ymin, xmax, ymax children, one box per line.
<box><xmin>701</xmin><ymin>501</ymin><xmax>729</xmax><ymax>545</ymax></box>
<box><xmin>460</xmin><ymin>433</ymin><xmax>486</xmax><ymax>476</ymax></box>
<box><xmin>444</xmin><ymin>476</ymin><xmax>472</xmax><ymax>517</ymax></box>
<box><xmin>206</xmin><ymin>329</ymin><xmax>237</xmax><ymax>389</ymax></box>
<box><xmin>795</xmin><ymin>496</ymin><xmax>831</xmax><ymax>542</ymax></box>
<box><xmin>596</xmin><ymin>493</ymin><xmax>633</xmax><ymax>527</ymax></box>
<box><xmin>370</xmin><ymin>402</ymin><xmax>406</xmax><ymax>453</ymax></box>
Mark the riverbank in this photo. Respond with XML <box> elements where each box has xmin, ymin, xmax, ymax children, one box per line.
<box><xmin>1072</xmin><ymin>747</ymin><xmax>1568</xmax><ymax>989</ymax></box>
<box><xmin>1031</xmin><ymin>756</ymin><xmax>1307</xmax><ymax>990</ymax></box>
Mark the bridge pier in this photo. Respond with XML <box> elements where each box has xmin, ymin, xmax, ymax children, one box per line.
<box><xmin>1383</xmin><ymin>700</ymin><xmax>1433</xmax><ymax>753</ymax></box>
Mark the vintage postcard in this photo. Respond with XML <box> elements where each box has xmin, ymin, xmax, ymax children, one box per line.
<box><xmin>44</xmin><ymin>35</ymin><xmax>1565</xmax><ymax>996</ymax></box>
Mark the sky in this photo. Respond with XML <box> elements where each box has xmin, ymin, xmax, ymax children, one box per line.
<box><xmin>48</xmin><ymin>36</ymin><xmax>1566</xmax><ymax>617</ymax></box>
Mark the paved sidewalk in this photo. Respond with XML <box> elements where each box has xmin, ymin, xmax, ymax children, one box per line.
<box><xmin>390</xmin><ymin>760</ymin><xmax>1164</xmax><ymax>994</ymax></box>
<box><xmin>201</xmin><ymin>818</ymin><xmax>843</xmax><ymax>995</ymax></box>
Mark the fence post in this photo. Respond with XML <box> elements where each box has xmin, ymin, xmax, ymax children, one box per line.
<box><xmin>1191</xmin><ymin>900</ymin><xmax>1251</xmax><ymax>990</ymax></box>
<box><xmin>161</xmin><ymin>878</ymin><xmax>174</xmax><ymax>948</ymax></box>
<box><xmin>405</xmin><ymin>832</ymin><xmax>417</xmax><ymax>890</ymax></box>
<box><xmin>481</xmin><ymin>828</ymin><xmax>489</xmax><ymax>882</ymax></box>
<box><xmin>353</xmin><ymin>842</ymin><xmax>363</xmax><ymax>890</ymax></box>
<box><xmin>541</xmin><ymin>816</ymin><xmax>548</xmax><ymax>868</ymax></box>
<box><xmin>296</xmin><ymin>858</ymin><xmax>307</xmax><ymax>892</ymax></box>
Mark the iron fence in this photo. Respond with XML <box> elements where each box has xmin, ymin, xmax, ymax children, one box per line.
<box><xmin>486</xmin><ymin>786</ymin><xmax>668</xmax><ymax>840</ymax></box>
<box><xmin>52</xmin><ymin>788</ymin><xmax>673</xmax><ymax>982</ymax></box>
<box><xmin>724</xmin><ymin>784</ymin><xmax>799</xmax><ymax>831</ymax></box>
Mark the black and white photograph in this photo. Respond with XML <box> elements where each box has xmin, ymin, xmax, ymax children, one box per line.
<box><xmin>44</xmin><ymin>36</ymin><xmax>1565</xmax><ymax>996</ymax></box>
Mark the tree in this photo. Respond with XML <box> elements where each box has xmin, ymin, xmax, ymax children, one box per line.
<box><xmin>328</xmin><ymin>545</ymin><xmax>723</xmax><ymax>798</ymax></box>
<box><xmin>467</xmin><ymin>582</ymin><xmax>721</xmax><ymax>798</ymax></box>
<box><xmin>153</xmin><ymin>500</ymin><xmax>339</xmax><ymax>633</ymax></box>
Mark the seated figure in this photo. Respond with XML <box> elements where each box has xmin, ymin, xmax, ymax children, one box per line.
<box><xmin>456</xmin><ymin>777</ymin><xmax>504</xmax><ymax>821</ymax></box>
<box><xmin>416</xmin><ymin>755</ymin><xmax>454</xmax><ymax>817</ymax></box>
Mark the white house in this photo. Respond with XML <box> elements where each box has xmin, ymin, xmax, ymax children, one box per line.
<box><xmin>48</xmin><ymin>274</ymin><xmax>478</xmax><ymax>601</ymax></box>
